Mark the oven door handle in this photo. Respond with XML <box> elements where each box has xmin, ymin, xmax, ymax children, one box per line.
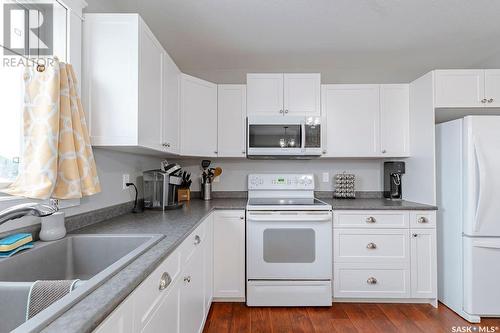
<box><xmin>247</xmin><ymin>214</ymin><xmax>332</xmax><ymax>222</ymax></box>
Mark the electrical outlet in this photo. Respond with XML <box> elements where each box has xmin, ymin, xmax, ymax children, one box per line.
<box><xmin>122</xmin><ymin>174</ymin><xmax>130</xmax><ymax>190</ymax></box>
<box><xmin>322</xmin><ymin>172</ymin><xmax>330</xmax><ymax>183</ymax></box>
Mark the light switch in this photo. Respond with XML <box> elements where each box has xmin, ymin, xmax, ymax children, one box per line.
<box><xmin>322</xmin><ymin>172</ymin><xmax>330</xmax><ymax>183</ymax></box>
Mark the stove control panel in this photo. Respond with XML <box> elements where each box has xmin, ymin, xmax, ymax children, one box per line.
<box><xmin>248</xmin><ymin>174</ymin><xmax>315</xmax><ymax>190</ymax></box>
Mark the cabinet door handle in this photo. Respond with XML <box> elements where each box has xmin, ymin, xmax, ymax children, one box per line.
<box><xmin>488</xmin><ymin>98</ymin><xmax>494</xmax><ymax>103</ymax></box>
<box><xmin>183</xmin><ymin>276</ymin><xmax>191</xmax><ymax>283</ymax></box>
<box><xmin>366</xmin><ymin>242</ymin><xmax>377</xmax><ymax>249</ymax></box>
<box><xmin>284</xmin><ymin>109</ymin><xmax>289</xmax><ymax>114</ymax></box>
<box><xmin>240</xmin><ymin>216</ymin><xmax>245</xmax><ymax>220</ymax></box>
<box><xmin>279</xmin><ymin>110</ymin><xmax>284</xmax><ymax>114</ymax></box>
<box><xmin>381</xmin><ymin>149</ymin><xmax>387</xmax><ymax>154</ymax></box>
<box><xmin>412</xmin><ymin>233</ymin><xmax>418</xmax><ymax>238</ymax></box>
<box><xmin>481</xmin><ymin>98</ymin><xmax>488</xmax><ymax>103</ymax></box>
<box><xmin>367</xmin><ymin>277</ymin><xmax>377</xmax><ymax>285</ymax></box>
<box><xmin>417</xmin><ymin>217</ymin><xmax>428</xmax><ymax>224</ymax></box>
<box><xmin>194</xmin><ymin>235</ymin><xmax>201</xmax><ymax>245</ymax></box>
<box><xmin>159</xmin><ymin>272</ymin><xmax>172</xmax><ymax>291</ymax></box>
<box><xmin>365</xmin><ymin>216</ymin><xmax>376</xmax><ymax>223</ymax></box>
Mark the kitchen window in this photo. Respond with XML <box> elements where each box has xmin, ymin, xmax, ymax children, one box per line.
<box><xmin>0</xmin><ymin>0</ymin><xmax>67</xmax><ymax>190</ymax></box>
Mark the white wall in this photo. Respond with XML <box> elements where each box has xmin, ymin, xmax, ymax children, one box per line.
<box><xmin>0</xmin><ymin>148</ymin><xmax>161</xmax><ymax>233</ymax></box>
<box><xmin>172</xmin><ymin>158</ymin><xmax>385</xmax><ymax>192</ymax></box>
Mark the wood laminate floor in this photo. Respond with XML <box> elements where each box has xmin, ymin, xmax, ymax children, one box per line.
<box><xmin>203</xmin><ymin>302</ymin><xmax>500</xmax><ymax>333</ymax></box>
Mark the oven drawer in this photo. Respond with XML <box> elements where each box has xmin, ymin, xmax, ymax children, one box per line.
<box><xmin>333</xmin><ymin>263</ymin><xmax>410</xmax><ymax>298</ymax></box>
<box><xmin>334</xmin><ymin>229</ymin><xmax>410</xmax><ymax>264</ymax></box>
<box><xmin>334</xmin><ymin>211</ymin><xmax>409</xmax><ymax>228</ymax></box>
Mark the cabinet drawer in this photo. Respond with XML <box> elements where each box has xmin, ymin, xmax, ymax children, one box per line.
<box><xmin>134</xmin><ymin>249</ymin><xmax>181</xmax><ymax>331</ymax></box>
<box><xmin>333</xmin><ymin>263</ymin><xmax>410</xmax><ymax>298</ymax></box>
<box><xmin>334</xmin><ymin>211</ymin><xmax>408</xmax><ymax>228</ymax></box>
<box><xmin>181</xmin><ymin>220</ymin><xmax>207</xmax><ymax>264</ymax></box>
<box><xmin>334</xmin><ymin>229</ymin><xmax>409</xmax><ymax>263</ymax></box>
<box><xmin>410</xmin><ymin>211</ymin><xmax>436</xmax><ymax>228</ymax></box>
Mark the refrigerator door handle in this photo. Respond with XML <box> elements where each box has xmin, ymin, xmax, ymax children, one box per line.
<box><xmin>473</xmin><ymin>140</ymin><xmax>486</xmax><ymax>232</ymax></box>
<box><xmin>474</xmin><ymin>241</ymin><xmax>500</xmax><ymax>250</ymax></box>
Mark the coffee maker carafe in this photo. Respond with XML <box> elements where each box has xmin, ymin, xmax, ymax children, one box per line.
<box><xmin>384</xmin><ymin>162</ymin><xmax>405</xmax><ymax>200</ymax></box>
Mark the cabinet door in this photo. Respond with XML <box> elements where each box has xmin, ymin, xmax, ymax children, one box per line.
<box><xmin>322</xmin><ymin>84</ymin><xmax>380</xmax><ymax>157</ymax></box>
<box><xmin>213</xmin><ymin>211</ymin><xmax>246</xmax><ymax>300</ymax></box>
<box><xmin>410</xmin><ymin>229</ymin><xmax>437</xmax><ymax>299</ymax></box>
<box><xmin>203</xmin><ymin>214</ymin><xmax>214</xmax><ymax>312</ymax></box>
<box><xmin>246</xmin><ymin>74</ymin><xmax>284</xmax><ymax>116</ymax></box>
<box><xmin>141</xmin><ymin>279</ymin><xmax>181</xmax><ymax>333</ymax></box>
<box><xmin>180</xmin><ymin>244</ymin><xmax>205</xmax><ymax>333</ymax></box>
<box><xmin>283</xmin><ymin>73</ymin><xmax>321</xmax><ymax>116</ymax></box>
<box><xmin>180</xmin><ymin>74</ymin><xmax>218</xmax><ymax>157</ymax></box>
<box><xmin>93</xmin><ymin>296</ymin><xmax>134</xmax><ymax>333</ymax></box>
<box><xmin>485</xmin><ymin>69</ymin><xmax>500</xmax><ymax>107</ymax></box>
<box><xmin>434</xmin><ymin>70</ymin><xmax>485</xmax><ymax>108</ymax></box>
<box><xmin>380</xmin><ymin>84</ymin><xmax>410</xmax><ymax>157</ymax></box>
<box><xmin>162</xmin><ymin>52</ymin><xmax>181</xmax><ymax>154</ymax></box>
<box><xmin>217</xmin><ymin>85</ymin><xmax>247</xmax><ymax>157</ymax></box>
<box><xmin>138</xmin><ymin>19</ymin><xmax>164</xmax><ymax>151</ymax></box>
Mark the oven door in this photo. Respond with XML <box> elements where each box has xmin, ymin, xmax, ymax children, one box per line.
<box><xmin>247</xmin><ymin>211</ymin><xmax>332</xmax><ymax>280</ymax></box>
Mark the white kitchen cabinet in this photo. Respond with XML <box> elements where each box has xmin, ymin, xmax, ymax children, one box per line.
<box><xmin>485</xmin><ymin>69</ymin><xmax>500</xmax><ymax>107</ymax></box>
<box><xmin>180</xmin><ymin>74</ymin><xmax>218</xmax><ymax>157</ymax></box>
<box><xmin>213</xmin><ymin>211</ymin><xmax>246</xmax><ymax>300</ymax></box>
<box><xmin>141</xmin><ymin>279</ymin><xmax>181</xmax><ymax>333</ymax></box>
<box><xmin>246</xmin><ymin>73</ymin><xmax>284</xmax><ymax>115</ymax></box>
<box><xmin>322</xmin><ymin>84</ymin><xmax>380</xmax><ymax>157</ymax></box>
<box><xmin>410</xmin><ymin>228</ymin><xmax>437</xmax><ymax>299</ymax></box>
<box><xmin>333</xmin><ymin>210</ymin><xmax>437</xmax><ymax>306</ymax></box>
<box><xmin>180</xmin><ymin>238</ymin><xmax>206</xmax><ymax>333</ymax></box>
<box><xmin>83</xmin><ymin>14</ymin><xmax>167</xmax><ymax>153</ymax></box>
<box><xmin>93</xmin><ymin>295</ymin><xmax>134</xmax><ymax>333</ymax></box>
<box><xmin>161</xmin><ymin>52</ymin><xmax>181</xmax><ymax>154</ymax></box>
<box><xmin>247</xmin><ymin>73</ymin><xmax>320</xmax><ymax>116</ymax></box>
<box><xmin>217</xmin><ymin>85</ymin><xmax>247</xmax><ymax>157</ymax></box>
<box><xmin>434</xmin><ymin>70</ymin><xmax>495</xmax><ymax>108</ymax></box>
<box><xmin>380</xmin><ymin>84</ymin><xmax>410</xmax><ymax>157</ymax></box>
<box><xmin>283</xmin><ymin>73</ymin><xmax>321</xmax><ymax>115</ymax></box>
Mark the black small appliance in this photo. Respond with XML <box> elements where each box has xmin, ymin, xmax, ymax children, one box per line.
<box><xmin>384</xmin><ymin>162</ymin><xmax>405</xmax><ymax>200</ymax></box>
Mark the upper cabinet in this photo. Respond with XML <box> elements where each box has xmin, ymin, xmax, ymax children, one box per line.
<box><xmin>434</xmin><ymin>69</ymin><xmax>500</xmax><ymax>108</ymax></box>
<box><xmin>380</xmin><ymin>84</ymin><xmax>410</xmax><ymax>156</ymax></box>
<box><xmin>322</xmin><ymin>84</ymin><xmax>410</xmax><ymax>158</ymax></box>
<box><xmin>180</xmin><ymin>74</ymin><xmax>218</xmax><ymax>157</ymax></box>
<box><xmin>217</xmin><ymin>85</ymin><xmax>247</xmax><ymax>157</ymax></box>
<box><xmin>162</xmin><ymin>52</ymin><xmax>181</xmax><ymax>154</ymax></box>
<box><xmin>83</xmin><ymin>14</ymin><xmax>177</xmax><ymax>155</ymax></box>
<box><xmin>247</xmin><ymin>73</ymin><xmax>320</xmax><ymax>116</ymax></box>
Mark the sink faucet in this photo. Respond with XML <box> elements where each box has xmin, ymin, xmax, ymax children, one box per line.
<box><xmin>0</xmin><ymin>202</ymin><xmax>58</xmax><ymax>226</ymax></box>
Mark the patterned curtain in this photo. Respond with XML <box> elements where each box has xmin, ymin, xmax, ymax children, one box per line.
<box><xmin>2</xmin><ymin>59</ymin><xmax>101</xmax><ymax>199</ymax></box>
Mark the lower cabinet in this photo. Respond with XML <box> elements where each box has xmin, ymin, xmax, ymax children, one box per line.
<box><xmin>213</xmin><ymin>210</ymin><xmax>246</xmax><ymax>300</ymax></box>
<box><xmin>333</xmin><ymin>210</ymin><xmax>437</xmax><ymax>305</ymax></box>
<box><xmin>94</xmin><ymin>211</ymin><xmax>242</xmax><ymax>333</ymax></box>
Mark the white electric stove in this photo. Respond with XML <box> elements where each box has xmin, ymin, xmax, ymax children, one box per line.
<box><xmin>246</xmin><ymin>174</ymin><xmax>333</xmax><ymax>307</ymax></box>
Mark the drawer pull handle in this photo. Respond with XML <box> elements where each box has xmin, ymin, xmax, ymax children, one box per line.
<box><xmin>194</xmin><ymin>235</ymin><xmax>201</xmax><ymax>245</ymax></box>
<box><xmin>184</xmin><ymin>276</ymin><xmax>191</xmax><ymax>283</ymax></box>
<box><xmin>366</xmin><ymin>242</ymin><xmax>377</xmax><ymax>249</ymax></box>
<box><xmin>367</xmin><ymin>277</ymin><xmax>378</xmax><ymax>285</ymax></box>
<box><xmin>365</xmin><ymin>216</ymin><xmax>376</xmax><ymax>223</ymax></box>
<box><xmin>417</xmin><ymin>217</ymin><xmax>428</xmax><ymax>224</ymax></box>
<box><xmin>159</xmin><ymin>272</ymin><xmax>172</xmax><ymax>291</ymax></box>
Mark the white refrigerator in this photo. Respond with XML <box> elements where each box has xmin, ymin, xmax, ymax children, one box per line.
<box><xmin>437</xmin><ymin>116</ymin><xmax>500</xmax><ymax>323</ymax></box>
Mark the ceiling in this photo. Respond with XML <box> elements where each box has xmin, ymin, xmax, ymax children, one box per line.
<box><xmin>85</xmin><ymin>0</ymin><xmax>500</xmax><ymax>84</ymax></box>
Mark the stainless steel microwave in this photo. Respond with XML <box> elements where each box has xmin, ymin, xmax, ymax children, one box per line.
<box><xmin>247</xmin><ymin>115</ymin><xmax>322</xmax><ymax>158</ymax></box>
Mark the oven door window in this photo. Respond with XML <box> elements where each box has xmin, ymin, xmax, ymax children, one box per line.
<box><xmin>248</xmin><ymin>125</ymin><xmax>302</xmax><ymax>148</ymax></box>
<box><xmin>263</xmin><ymin>228</ymin><xmax>315</xmax><ymax>263</ymax></box>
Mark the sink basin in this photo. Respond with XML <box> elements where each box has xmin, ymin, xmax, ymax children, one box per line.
<box><xmin>0</xmin><ymin>234</ymin><xmax>163</xmax><ymax>333</ymax></box>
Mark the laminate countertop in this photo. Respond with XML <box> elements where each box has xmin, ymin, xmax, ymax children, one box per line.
<box><xmin>39</xmin><ymin>197</ymin><xmax>435</xmax><ymax>332</ymax></box>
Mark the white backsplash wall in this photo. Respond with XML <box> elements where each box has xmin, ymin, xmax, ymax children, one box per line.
<box><xmin>172</xmin><ymin>158</ymin><xmax>384</xmax><ymax>192</ymax></box>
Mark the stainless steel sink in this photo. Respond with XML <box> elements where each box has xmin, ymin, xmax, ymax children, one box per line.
<box><xmin>0</xmin><ymin>234</ymin><xmax>163</xmax><ymax>333</ymax></box>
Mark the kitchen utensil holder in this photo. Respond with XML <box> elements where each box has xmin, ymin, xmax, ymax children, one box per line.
<box><xmin>201</xmin><ymin>182</ymin><xmax>212</xmax><ymax>201</ymax></box>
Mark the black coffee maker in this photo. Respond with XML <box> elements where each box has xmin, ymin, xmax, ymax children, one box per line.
<box><xmin>384</xmin><ymin>162</ymin><xmax>405</xmax><ymax>200</ymax></box>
